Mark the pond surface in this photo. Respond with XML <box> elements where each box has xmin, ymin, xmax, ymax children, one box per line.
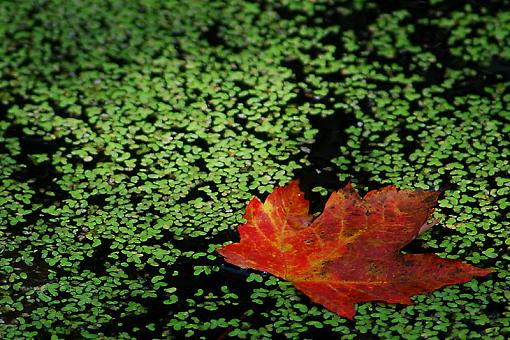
<box><xmin>0</xmin><ymin>0</ymin><xmax>508</xmax><ymax>339</ymax></box>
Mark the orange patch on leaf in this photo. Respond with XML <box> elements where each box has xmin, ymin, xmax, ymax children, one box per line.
<box><xmin>217</xmin><ymin>180</ymin><xmax>493</xmax><ymax>319</ymax></box>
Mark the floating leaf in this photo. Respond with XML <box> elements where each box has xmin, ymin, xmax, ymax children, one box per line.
<box><xmin>217</xmin><ymin>181</ymin><xmax>493</xmax><ymax>319</ymax></box>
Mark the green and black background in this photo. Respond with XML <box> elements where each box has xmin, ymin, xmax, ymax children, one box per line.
<box><xmin>1</xmin><ymin>0</ymin><xmax>509</xmax><ymax>339</ymax></box>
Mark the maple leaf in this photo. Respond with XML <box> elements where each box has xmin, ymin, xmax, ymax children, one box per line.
<box><xmin>217</xmin><ymin>180</ymin><xmax>493</xmax><ymax>319</ymax></box>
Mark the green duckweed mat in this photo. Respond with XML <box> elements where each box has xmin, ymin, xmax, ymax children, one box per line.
<box><xmin>1</xmin><ymin>1</ymin><xmax>509</xmax><ymax>339</ymax></box>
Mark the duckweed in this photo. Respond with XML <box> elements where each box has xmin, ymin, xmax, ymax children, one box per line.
<box><xmin>1</xmin><ymin>0</ymin><xmax>508</xmax><ymax>339</ymax></box>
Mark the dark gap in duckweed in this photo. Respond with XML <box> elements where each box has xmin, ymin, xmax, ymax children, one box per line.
<box><xmin>175</xmin><ymin>182</ymin><xmax>214</xmax><ymax>205</ymax></box>
<box><xmin>14</xmin><ymin>248</ymin><xmax>51</xmax><ymax>289</ymax></box>
<box><xmin>232</xmin><ymin>79</ymin><xmax>253</xmax><ymax>92</ymax></box>
<box><xmin>147</xmin><ymin>219</ymin><xmax>234</xmax><ymax>256</ymax></box>
<box><xmin>485</xmin><ymin>58</ymin><xmax>510</xmax><ymax>78</ymax></box>
<box><xmin>448</xmin><ymin>74</ymin><xmax>502</xmax><ymax>101</ymax></box>
<box><xmin>191</xmin><ymin>136</ymin><xmax>211</xmax><ymax>152</ymax></box>
<box><xmin>102</xmin><ymin>298</ymin><xmax>169</xmax><ymax>338</ymax></box>
<box><xmin>287</xmin><ymin>94</ymin><xmax>385</xmax><ymax>211</ymax></box>
<box><xmin>412</xmin><ymin>23</ymin><xmax>462</xmax><ymax>66</ymax></box>
<box><xmin>0</xmin><ymin>99</ymin><xmax>14</xmax><ymax>121</ymax></box>
<box><xmin>201</xmin><ymin>23</ymin><xmax>226</xmax><ymax>48</ymax></box>
<box><xmin>193</xmin><ymin>157</ymin><xmax>208</xmax><ymax>173</ymax></box>
<box><xmin>462</xmin><ymin>310</ymin><xmax>503</xmax><ymax>336</ymax></box>
<box><xmin>5</xmin><ymin>126</ymin><xmax>61</xmax><ymax>155</ymax></box>
<box><xmin>86</xmin><ymin>193</ymin><xmax>109</xmax><ymax>207</ymax></box>
<box><xmin>352</xmin><ymin>334</ymin><xmax>380</xmax><ymax>340</ymax></box>
<box><xmin>1</xmin><ymin>246</ymin><xmax>53</xmax><ymax>323</ymax></box>
<box><xmin>232</xmin><ymin>111</ymin><xmax>248</xmax><ymax>127</ymax></box>
<box><xmin>395</xmin><ymin>123</ymin><xmax>424</xmax><ymax>157</ymax></box>
<box><xmin>98</xmin><ymin>258</ymin><xmax>259</xmax><ymax>339</ymax></box>
<box><xmin>315</xmin><ymin>6</ymin><xmax>376</xmax><ymax>32</ymax></box>
<box><xmin>79</xmin><ymin>238</ymin><xmax>113</xmax><ymax>276</ymax></box>
<box><xmin>4</xmin><ymin>125</ymin><xmax>68</xmax><ymax>209</ymax></box>
<box><xmin>205</xmin><ymin>282</ymin><xmax>308</xmax><ymax>339</ymax></box>
<box><xmin>294</xmin><ymin>111</ymin><xmax>353</xmax><ymax>213</ymax></box>
<box><xmin>281</xmin><ymin>57</ymin><xmax>307</xmax><ymax>84</ymax></box>
<box><xmin>75</xmin><ymin>155</ymin><xmax>108</xmax><ymax>171</ymax></box>
<box><xmin>46</xmin><ymin>98</ymin><xmax>81</xmax><ymax>119</ymax></box>
<box><xmin>486</xmin><ymin>300</ymin><xmax>509</xmax><ymax>319</ymax></box>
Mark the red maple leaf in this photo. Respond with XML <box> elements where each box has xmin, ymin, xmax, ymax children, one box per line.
<box><xmin>217</xmin><ymin>180</ymin><xmax>493</xmax><ymax>319</ymax></box>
